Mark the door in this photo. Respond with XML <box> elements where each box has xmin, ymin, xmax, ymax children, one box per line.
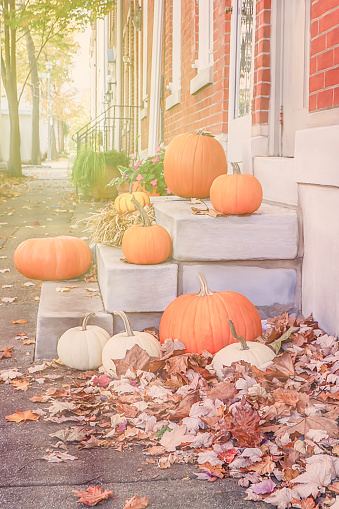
<box><xmin>281</xmin><ymin>0</ymin><xmax>311</xmax><ymax>156</ymax></box>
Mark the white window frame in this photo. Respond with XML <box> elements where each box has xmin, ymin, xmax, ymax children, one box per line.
<box><xmin>141</xmin><ymin>0</ymin><xmax>148</xmax><ymax>119</ymax></box>
<box><xmin>190</xmin><ymin>0</ymin><xmax>214</xmax><ymax>95</ymax></box>
<box><xmin>166</xmin><ymin>0</ymin><xmax>182</xmax><ymax>110</ymax></box>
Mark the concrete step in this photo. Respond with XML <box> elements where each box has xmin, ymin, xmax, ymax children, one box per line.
<box><xmin>253</xmin><ymin>156</ymin><xmax>298</xmax><ymax>206</ymax></box>
<box><xmin>96</xmin><ymin>244</ymin><xmax>178</xmax><ymax>326</ymax></box>
<box><xmin>154</xmin><ymin>200</ymin><xmax>299</xmax><ymax>261</ymax></box>
<box><xmin>36</xmin><ymin>280</ymin><xmax>113</xmax><ymax>359</ymax></box>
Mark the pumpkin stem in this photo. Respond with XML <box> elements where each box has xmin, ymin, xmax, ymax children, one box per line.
<box><xmin>82</xmin><ymin>312</ymin><xmax>95</xmax><ymax>331</ymax></box>
<box><xmin>197</xmin><ymin>272</ymin><xmax>214</xmax><ymax>296</ymax></box>
<box><xmin>230</xmin><ymin>162</ymin><xmax>242</xmax><ymax>175</ymax></box>
<box><xmin>196</xmin><ymin>129</ymin><xmax>214</xmax><ymax>138</ymax></box>
<box><xmin>113</xmin><ymin>310</ymin><xmax>135</xmax><ymax>336</ymax></box>
<box><xmin>227</xmin><ymin>319</ymin><xmax>249</xmax><ymax>350</ymax></box>
<box><xmin>131</xmin><ymin>196</ymin><xmax>151</xmax><ymax>227</ymax></box>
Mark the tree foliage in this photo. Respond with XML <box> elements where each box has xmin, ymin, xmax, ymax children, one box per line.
<box><xmin>0</xmin><ymin>0</ymin><xmax>115</xmax><ymax>176</ymax></box>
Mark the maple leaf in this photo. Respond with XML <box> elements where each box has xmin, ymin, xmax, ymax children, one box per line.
<box><xmin>72</xmin><ymin>486</ymin><xmax>114</xmax><ymax>506</ymax></box>
<box><xmin>6</xmin><ymin>410</ymin><xmax>39</xmax><ymax>423</ymax></box>
<box><xmin>230</xmin><ymin>397</ymin><xmax>262</xmax><ymax>447</ymax></box>
<box><xmin>251</xmin><ymin>478</ymin><xmax>276</xmax><ymax>495</ymax></box>
<box><xmin>160</xmin><ymin>425</ymin><xmax>195</xmax><ymax>452</ymax></box>
<box><xmin>42</xmin><ymin>451</ymin><xmax>77</xmax><ymax>463</ymax></box>
<box><xmin>264</xmin><ymin>487</ymin><xmax>295</xmax><ymax>509</ymax></box>
<box><xmin>11</xmin><ymin>319</ymin><xmax>29</xmax><ymax>324</ymax></box>
<box><xmin>123</xmin><ymin>494</ymin><xmax>149</xmax><ymax>509</ymax></box>
<box><xmin>0</xmin><ymin>347</ymin><xmax>13</xmax><ymax>359</ymax></box>
<box><xmin>114</xmin><ymin>344</ymin><xmax>152</xmax><ymax>376</ymax></box>
<box><xmin>164</xmin><ymin>354</ymin><xmax>189</xmax><ymax>374</ymax></box>
<box><xmin>275</xmin><ymin>414</ymin><xmax>339</xmax><ymax>440</ymax></box>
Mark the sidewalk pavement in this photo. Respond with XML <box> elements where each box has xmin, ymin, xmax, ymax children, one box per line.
<box><xmin>0</xmin><ymin>162</ymin><xmax>272</xmax><ymax>508</ymax></box>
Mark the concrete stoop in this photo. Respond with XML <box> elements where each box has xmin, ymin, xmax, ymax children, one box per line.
<box><xmin>36</xmin><ymin>199</ymin><xmax>301</xmax><ymax>359</ymax></box>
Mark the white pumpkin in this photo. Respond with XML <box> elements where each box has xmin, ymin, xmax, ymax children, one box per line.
<box><xmin>57</xmin><ymin>313</ymin><xmax>110</xmax><ymax>370</ymax></box>
<box><xmin>212</xmin><ymin>319</ymin><xmax>275</xmax><ymax>379</ymax></box>
<box><xmin>102</xmin><ymin>310</ymin><xmax>161</xmax><ymax>377</ymax></box>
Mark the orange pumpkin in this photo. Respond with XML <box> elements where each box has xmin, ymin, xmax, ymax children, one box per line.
<box><xmin>159</xmin><ymin>272</ymin><xmax>262</xmax><ymax>354</ymax></box>
<box><xmin>121</xmin><ymin>197</ymin><xmax>172</xmax><ymax>265</ymax></box>
<box><xmin>14</xmin><ymin>236</ymin><xmax>92</xmax><ymax>280</ymax></box>
<box><xmin>163</xmin><ymin>130</ymin><xmax>227</xmax><ymax>198</ymax></box>
<box><xmin>210</xmin><ymin>165</ymin><xmax>263</xmax><ymax>215</ymax></box>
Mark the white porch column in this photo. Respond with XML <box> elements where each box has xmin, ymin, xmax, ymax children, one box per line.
<box><xmin>148</xmin><ymin>0</ymin><xmax>164</xmax><ymax>155</ymax></box>
<box><xmin>114</xmin><ymin>0</ymin><xmax>123</xmax><ymax>151</ymax></box>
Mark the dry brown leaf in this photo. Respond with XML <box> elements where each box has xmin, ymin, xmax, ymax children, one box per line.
<box><xmin>123</xmin><ymin>494</ymin><xmax>149</xmax><ymax>509</ymax></box>
<box><xmin>275</xmin><ymin>414</ymin><xmax>339</xmax><ymax>439</ymax></box>
<box><xmin>204</xmin><ymin>381</ymin><xmax>237</xmax><ymax>402</ymax></box>
<box><xmin>11</xmin><ymin>319</ymin><xmax>29</xmax><ymax>324</ymax></box>
<box><xmin>11</xmin><ymin>380</ymin><xmax>30</xmax><ymax>391</ymax></box>
<box><xmin>231</xmin><ymin>397</ymin><xmax>262</xmax><ymax>447</ymax></box>
<box><xmin>273</xmin><ymin>388</ymin><xmax>299</xmax><ymax>406</ymax></box>
<box><xmin>165</xmin><ymin>354</ymin><xmax>189</xmax><ymax>374</ymax></box>
<box><xmin>114</xmin><ymin>344</ymin><xmax>152</xmax><ymax>376</ymax></box>
<box><xmin>72</xmin><ymin>486</ymin><xmax>114</xmax><ymax>506</ymax></box>
<box><xmin>0</xmin><ymin>347</ymin><xmax>13</xmax><ymax>359</ymax></box>
<box><xmin>249</xmin><ymin>456</ymin><xmax>276</xmax><ymax>475</ymax></box>
<box><xmin>6</xmin><ymin>410</ymin><xmax>39</xmax><ymax>423</ymax></box>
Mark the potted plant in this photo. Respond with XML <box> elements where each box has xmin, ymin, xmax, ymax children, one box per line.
<box><xmin>71</xmin><ymin>147</ymin><xmax>130</xmax><ymax>199</ymax></box>
<box><xmin>110</xmin><ymin>146</ymin><xmax>172</xmax><ymax>197</ymax></box>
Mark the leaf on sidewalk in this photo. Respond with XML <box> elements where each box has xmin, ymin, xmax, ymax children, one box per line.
<box><xmin>11</xmin><ymin>319</ymin><xmax>28</xmax><ymax>324</ymax></box>
<box><xmin>6</xmin><ymin>410</ymin><xmax>39</xmax><ymax>423</ymax></box>
<box><xmin>72</xmin><ymin>486</ymin><xmax>114</xmax><ymax>506</ymax></box>
<box><xmin>11</xmin><ymin>380</ymin><xmax>30</xmax><ymax>391</ymax></box>
<box><xmin>0</xmin><ymin>347</ymin><xmax>13</xmax><ymax>359</ymax></box>
<box><xmin>123</xmin><ymin>494</ymin><xmax>149</xmax><ymax>509</ymax></box>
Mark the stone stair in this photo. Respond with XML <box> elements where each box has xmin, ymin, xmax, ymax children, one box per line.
<box><xmin>36</xmin><ymin>197</ymin><xmax>301</xmax><ymax>359</ymax></box>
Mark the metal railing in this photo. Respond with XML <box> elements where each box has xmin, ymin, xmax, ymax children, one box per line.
<box><xmin>72</xmin><ymin>104</ymin><xmax>141</xmax><ymax>155</ymax></box>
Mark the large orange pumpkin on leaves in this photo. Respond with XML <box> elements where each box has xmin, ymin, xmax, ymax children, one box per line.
<box><xmin>163</xmin><ymin>131</ymin><xmax>227</xmax><ymax>198</ymax></box>
<box><xmin>159</xmin><ymin>272</ymin><xmax>262</xmax><ymax>354</ymax></box>
<box><xmin>14</xmin><ymin>236</ymin><xmax>92</xmax><ymax>280</ymax></box>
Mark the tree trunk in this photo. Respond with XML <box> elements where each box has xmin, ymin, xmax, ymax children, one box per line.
<box><xmin>1</xmin><ymin>0</ymin><xmax>22</xmax><ymax>177</ymax></box>
<box><xmin>58</xmin><ymin>119</ymin><xmax>65</xmax><ymax>153</ymax></box>
<box><xmin>51</xmin><ymin>121</ymin><xmax>57</xmax><ymax>160</ymax></box>
<box><xmin>25</xmin><ymin>31</ymin><xmax>41</xmax><ymax>165</ymax></box>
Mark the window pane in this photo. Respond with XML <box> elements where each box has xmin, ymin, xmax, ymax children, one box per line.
<box><xmin>236</xmin><ymin>0</ymin><xmax>253</xmax><ymax>117</ymax></box>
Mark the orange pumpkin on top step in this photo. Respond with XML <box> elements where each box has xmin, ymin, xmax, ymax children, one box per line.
<box><xmin>159</xmin><ymin>272</ymin><xmax>262</xmax><ymax>354</ymax></box>
<box><xmin>210</xmin><ymin>163</ymin><xmax>263</xmax><ymax>215</ymax></box>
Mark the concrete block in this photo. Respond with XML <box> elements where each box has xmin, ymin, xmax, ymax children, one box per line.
<box><xmin>36</xmin><ymin>281</ymin><xmax>113</xmax><ymax>359</ymax></box>
<box><xmin>154</xmin><ymin>200</ymin><xmax>298</xmax><ymax>261</ymax></box>
<box><xmin>180</xmin><ymin>262</ymin><xmax>299</xmax><ymax>307</ymax></box>
<box><xmin>253</xmin><ymin>156</ymin><xmax>298</xmax><ymax>206</ymax></box>
<box><xmin>96</xmin><ymin>245</ymin><xmax>178</xmax><ymax>313</ymax></box>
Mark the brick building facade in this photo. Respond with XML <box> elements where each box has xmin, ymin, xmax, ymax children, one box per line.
<box><xmin>90</xmin><ymin>0</ymin><xmax>339</xmax><ymax>335</ymax></box>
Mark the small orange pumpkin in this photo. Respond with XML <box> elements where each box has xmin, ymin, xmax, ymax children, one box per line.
<box><xmin>121</xmin><ymin>197</ymin><xmax>172</xmax><ymax>265</ymax></box>
<box><xmin>210</xmin><ymin>164</ymin><xmax>263</xmax><ymax>215</ymax></box>
<box><xmin>14</xmin><ymin>236</ymin><xmax>92</xmax><ymax>280</ymax></box>
<box><xmin>159</xmin><ymin>272</ymin><xmax>262</xmax><ymax>354</ymax></box>
<box><xmin>163</xmin><ymin>130</ymin><xmax>227</xmax><ymax>198</ymax></box>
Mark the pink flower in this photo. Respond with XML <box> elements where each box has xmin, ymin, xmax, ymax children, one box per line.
<box><xmin>150</xmin><ymin>179</ymin><xmax>158</xmax><ymax>187</ymax></box>
<box><xmin>134</xmin><ymin>160</ymin><xmax>142</xmax><ymax>169</ymax></box>
<box><xmin>151</xmin><ymin>156</ymin><xmax>159</xmax><ymax>163</ymax></box>
<box><xmin>155</xmin><ymin>146</ymin><xmax>161</xmax><ymax>153</ymax></box>
<box><xmin>166</xmin><ymin>188</ymin><xmax>172</xmax><ymax>195</ymax></box>
<box><xmin>136</xmin><ymin>173</ymin><xmax>144</xmax><ymax>181</ymax></box>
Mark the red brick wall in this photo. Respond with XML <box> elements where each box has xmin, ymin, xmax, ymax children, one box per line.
<box><xmin>309</xmin><ymin>0</ymin><xmax>339</xmax><ymax>111</ymax></box>
<box><xmin>252</xmin><ymin>0</ymin><xmax>271</xmax><ymax>126</ymax></box>
<box><xmin>162</xmin><ymin>0</ymin><xmax>231</xmax><ymax>144</ymax></box>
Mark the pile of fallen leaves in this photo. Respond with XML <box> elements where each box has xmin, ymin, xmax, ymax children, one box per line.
<box><xmin>2</xmin><ymin>312</ymin><xmax>339</xmax><ymax>508</ymax></box>
<box><xmin>0</xmin><ymin>172</ymin><xmax>35</xmax><ymax>199</ymax></box>
<box><xmin>81</xmin><ymin>203</ymin><xmax>156</xmax><ymax>247</ymax></box>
